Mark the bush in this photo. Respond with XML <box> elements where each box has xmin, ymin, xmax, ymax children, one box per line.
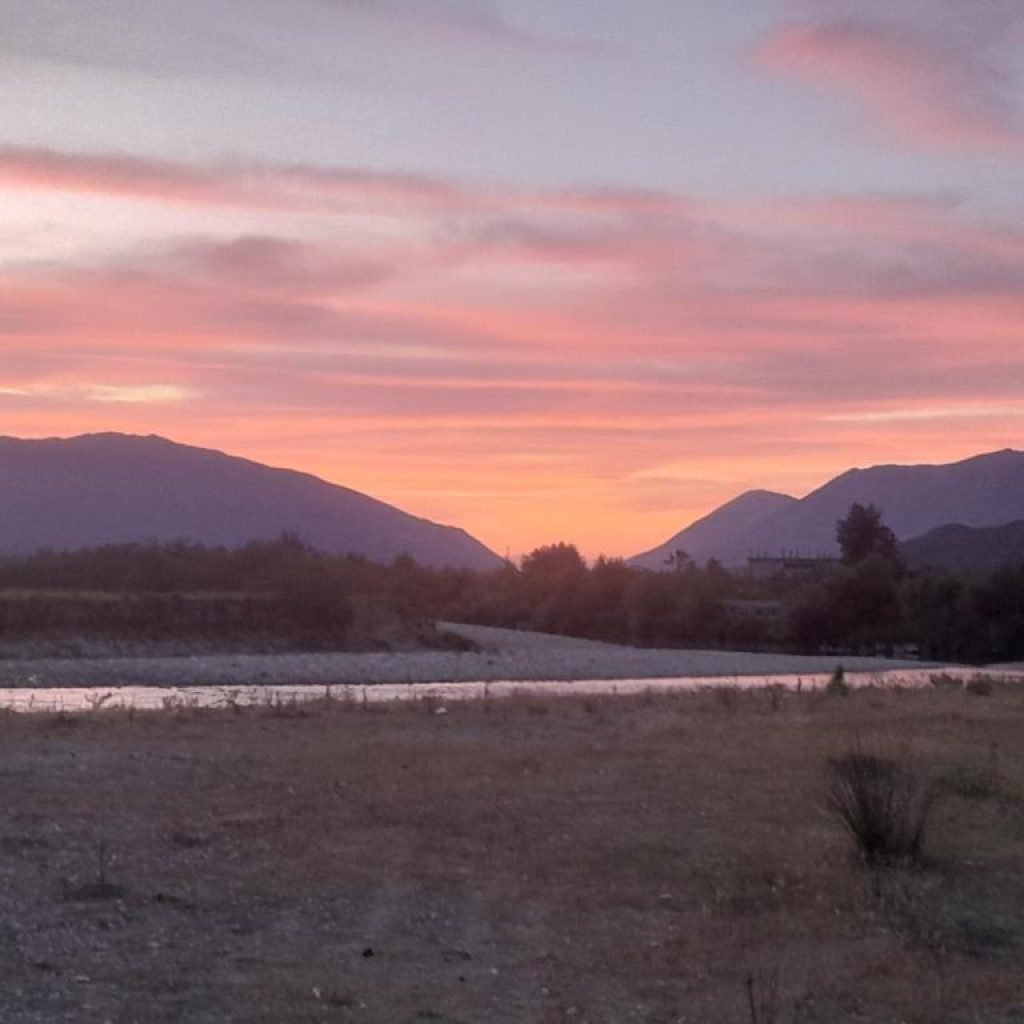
<box><xmin>827</xmin><ymin>752</ymin><xmax>935</xmax><ymax>866</ymax></box>
<box><xmin>825</xmin><ymin>664</ymin><xmax>850</xmax><ymax>696</ymax></box>
<box><xmin>965</xmin><ymin>674</ymin><xmax>995</xmax><ymax>697</ymax></box>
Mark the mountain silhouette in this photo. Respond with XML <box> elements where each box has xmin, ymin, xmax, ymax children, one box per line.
<box><xmin>0</xmin><ymin>433</ymin><xmax>502</xmax><ymax>569</ymax></box>
<box><xmin>900</xmin><ymin>519</ymin><xmax>1024</xmax><ymax>572</ymax></box>
<box><xmin>631</xmin><ymin>450</ymin><xmax>1024</xmax><ymax>567</ymax></box>
<box><xmin>630</xmin><ymin>490</ymin><xmax>796</xmax><ymax>569</ymax></box>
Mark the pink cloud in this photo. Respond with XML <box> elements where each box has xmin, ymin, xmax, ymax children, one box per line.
<box><xmin>0</xmin><ymin>145</ymin><xmax>694</xmax><ymax>223</ymax></box>
<box><xmin>751</xmin><ymin>21</ymin><xmax>1024</xmax><ymax>154</ymax></box>
<box><xmin>3</xmin><ymin>212</ymin><xmax>1019</xmax><ymax>407</ymax></box>
<box><xmin>150</xmin><ymin>236</ymin><xmax>395</xmax><ymax>294</ymax></box>
<box><xmin>0</xmin><ymin>145</ymin><xmax>476</xmax><ymax>213</ymax></box>
<box><xmin>3</xmin><ymin>147</ymin><xmax>1022</xmax><ymax>555</ymax></box>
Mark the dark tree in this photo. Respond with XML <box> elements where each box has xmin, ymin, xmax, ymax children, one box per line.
<box><xmin>663</xmin><ymin>548</ymin><xmax>695</xmax><ymax>573</ymax></box>
<box><xmin>518</xmin><ymin>543</ymin><xmax>589</xmax><ymax>635</ymax></box>
<box><xmin>836</xmin><ymin>503</ymin><xmax>898</xmax><ymax>566</ymax></box>
<box><xmin>520</xmin><ymin>543</ymin><xmax>587</xmax><ymax>579</ymax></box>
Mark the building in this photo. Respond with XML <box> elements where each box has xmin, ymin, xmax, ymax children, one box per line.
<box><xmin>745</xmin><ymin>553</ymin><xmax>838</xmax><ymax>580</ymax></box>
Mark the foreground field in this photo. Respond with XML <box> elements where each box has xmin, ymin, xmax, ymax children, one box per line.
<box><xmin>1</xmin><ymin>684</ymin><xmax>1022</xmax><ymax>1023</ymax></box>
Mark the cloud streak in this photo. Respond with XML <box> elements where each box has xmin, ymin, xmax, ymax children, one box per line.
<box><xmin>0</xmin><ymin>381</ymin><xmax>196</xmax><ymax>404</ymax></box>
<box><xmin>0</xmin><ymin>0</ymin><xmax>587</xmax><ymax>84</ymax></box>
<box><xmin>0</xmin><ymin>144</ymin><xmax>695</xmax><ymax>224</ymax></box>
<box><xmin>8</xmin><ymin>145</ymin><xmax>1022</xmax><ymax>302</ymax></box>
<box><xmin>751</xmin><ymin>18</ymin><xmax>1024</xmax><ymax>154</ymax></box>
<box><xmin>319</xmin><ymin>0</ymin><xmax>594</xmax><ymax>53</ymax></box>
<box><xmin>0</xmin><ymin>145</ymin><xmax>477</xmax><ymax>213</ymax></box>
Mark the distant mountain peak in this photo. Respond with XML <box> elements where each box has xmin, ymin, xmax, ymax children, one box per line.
<box><xmin>0</xmin><ymin>432</ymin><xmax>501</xmax><ymax>569</ymax></box>
<box><xmin>629</xmin><ymin>488</ymin><xmax>797</xmax><ymax>569</ymax></box>
<box><xmin>629</xmin><ymin>449</ymin><xmax>1024</xmax><ymax>569</ymax></box>
<box><xmin>726</xmin><ymin>487</ymin><xmax>794</xmax><ymax>506</ymax></box>
<box><xmin>901</xmin><ymin>518</ymin><xmax>1024</xmax><ymax>571</ymax></box>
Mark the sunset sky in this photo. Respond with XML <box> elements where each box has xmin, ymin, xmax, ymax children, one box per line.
<box><xmin>2</xmin><ymin>0</ymin><xmax>1022</xmax><ymax>559</ymax></box>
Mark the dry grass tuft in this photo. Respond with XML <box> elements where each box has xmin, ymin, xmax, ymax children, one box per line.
<box><xmin>827</xmin><ymin>751</ymin><xmax>936</xmax><ymax>866</ymax></box>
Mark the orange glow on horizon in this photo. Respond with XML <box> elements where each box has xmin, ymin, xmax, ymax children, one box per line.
<box><xmin>2</xmin><ymin>137</ymin><xmax>1022</xmax><ymax>561</ymax></box>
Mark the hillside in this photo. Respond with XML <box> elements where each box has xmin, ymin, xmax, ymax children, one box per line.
<box><xmin>631</xmin><ymin>449</ymin><xmax>1024</xmax><ymax>566</ymax></box>
<box><xmin>629</xmin><ymin>489</ymin><xmax>796</xmax><ymax>569</ymax></box>
<box><xmin>0</xmin><ymin>433</ymin><xmax>501</xmax><ymax>569</ymax></box>
<box><xmin>901</xmin><ymin>519</ymin><xmax>1024</xmax><ymax>572</ymax></box>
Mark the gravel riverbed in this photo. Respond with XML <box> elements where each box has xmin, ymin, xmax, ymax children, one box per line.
<box><xmin>0</xmin><ymin>622</ymin><xmax>955</xmax><ymax>688</ymax></box>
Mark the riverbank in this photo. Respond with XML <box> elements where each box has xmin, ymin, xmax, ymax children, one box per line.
<box><xmin>0</xmin><ymin>621</ymin><xmax>953</xmax><ymax>688</ymax></box>
<box><xmin>1</xmin><ymin>684</ymin><xmax>1022</xmax><ymax>1023</ymax></box>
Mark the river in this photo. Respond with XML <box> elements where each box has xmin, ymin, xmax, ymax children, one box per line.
<box><xmin>0</xmin><ymin>665</ymin><xmax>1013</xmax><ymax>713</ymax></box>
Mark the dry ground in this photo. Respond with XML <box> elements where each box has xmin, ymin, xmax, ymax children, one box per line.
<box><xmin>0</xmin><ymin>683</ymin><xmax>1022</xmax><ymax>1023</ymax></box>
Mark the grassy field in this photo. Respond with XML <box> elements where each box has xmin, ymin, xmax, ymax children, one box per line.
<box><xmin>0</xmin><ymin>682</ymin><xmax>1022</xmax><ymax>1023</ymax></box>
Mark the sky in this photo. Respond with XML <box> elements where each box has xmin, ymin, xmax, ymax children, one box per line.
<box><xmin>1</xmin><ymin>0</ymin><xmax>1022</xmax><ymax>560</ymax></box>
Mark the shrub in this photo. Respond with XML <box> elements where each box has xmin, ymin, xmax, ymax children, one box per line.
<box><xmin>825</xmin><ymin>664</ymin><xmax>850</xmax><ymax>696</ymax></box>
<box><xmin>826</xmin><ymin>751</ymin><xmax>935</xmax><ymax>866</ymax></box>
<box><xmin>965</xmin><ymin>674</ymin><xmax>995</xmax><ymax>697</ymax></box>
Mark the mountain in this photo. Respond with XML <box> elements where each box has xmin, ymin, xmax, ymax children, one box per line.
<box><xmin>630</xmin><ymin>449</ymin><xmax>1024</xmax><ymax>568</ymax></box>
<box><xmin>0</xmin><ymin>433</ymin><xmax>502</xmax><ymax>569</ymax></box>
<box><xmin>629</xmin><ymin>490</ymin><xmax>797</xmax><ymax>569</ymax></box>
<box><xmin>900</xmin><ymin>520</ymin><xmax>1024</xmax><ymax>572</ymax></box>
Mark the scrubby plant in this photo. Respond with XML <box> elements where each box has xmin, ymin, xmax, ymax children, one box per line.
<box><xmin>965</xmin><ymin>674</ymin><xmax>995</xmax><ymax>697</ymax></box>
<box><xmin>825</xmin><ymin>664</ymin><xmax>849</xmax><ymax>696</ymax></box>
<box><xmin>827</xmin><ymin>751</ymin><xmax>936</xmax><ymax>866</ymax></box>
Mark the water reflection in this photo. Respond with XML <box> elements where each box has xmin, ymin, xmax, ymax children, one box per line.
<box><xmin>0</xmin><ymin>666</ymin><xmax>1015</xmax><ymax>713</ymax></box>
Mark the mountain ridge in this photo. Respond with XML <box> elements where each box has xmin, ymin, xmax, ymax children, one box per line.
<box><xmin>631</xmin><ymin>449</ymin><xmax>1024</xmax><ymax>568</ymax></box>
<box><xmin>900</xmin><ymin>519</ymin><xmax>1024</xmax><ymax>572</ymax></box>
<box><xmin>630</xmin><ymin>489</ymin><xmax>797</xmax><ymax>569</ymax></box>
<box><xmin>0</xmin><ymin>432</ymin><xmax>502</xmax><ymax>569</ymax></box>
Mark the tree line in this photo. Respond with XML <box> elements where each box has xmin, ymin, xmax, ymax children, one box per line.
<box><xmin>0</xmin><ymin>506</ymin><xmax>1021</xmax><ymax>662</ymax></box>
